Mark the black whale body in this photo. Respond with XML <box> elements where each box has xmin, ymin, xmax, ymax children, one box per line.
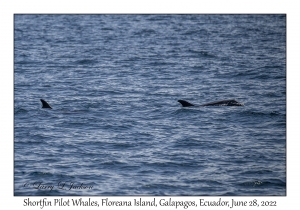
<box><xmin>178</xmin><ymin>99</ymin><xmax>243</xmax><ymax>107</ymax></box>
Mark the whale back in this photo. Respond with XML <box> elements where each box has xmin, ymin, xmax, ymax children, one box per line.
<box><xmin>178</xmin><ymin>99</ymin><xmax>243</xmax><ymax>107</ymax></box>
<box><xmin>200</xmin><ymin>99</ymin><xmax>243</xmax><ymax>106</ymax></box>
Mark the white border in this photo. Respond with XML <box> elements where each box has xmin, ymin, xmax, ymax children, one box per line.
<box><xmin>2</xmin><ymin>0</ymin><xmax>297</xmax><ymax>209</ymax></box>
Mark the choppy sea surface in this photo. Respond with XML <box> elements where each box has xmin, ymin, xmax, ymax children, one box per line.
<box><xmin>14</xmin><ymin>15</ymin><xmax>286</xmax><ymax>196</ymax></box>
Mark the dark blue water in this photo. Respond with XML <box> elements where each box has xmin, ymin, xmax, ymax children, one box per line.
<box><xmin>14</xmin><ymin>15</ymin><xmax>286</xmax><ymax>196</ymax></box>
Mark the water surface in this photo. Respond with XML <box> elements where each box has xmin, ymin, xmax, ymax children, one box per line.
<box><xmin>14</xmin><ymin>14</ymin><xmax>286</xmax><ymax>196</ymax></box>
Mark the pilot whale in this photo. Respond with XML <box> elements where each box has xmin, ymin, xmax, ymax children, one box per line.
<box><xmin>40</xmin><ymin>99</ymin><xmax>52</xmax><ymax>109</ymax></box>
<box><xmin>178</xmin><ymin>99</ymin><xmax>243</xmax><ymax>107</ymax></box>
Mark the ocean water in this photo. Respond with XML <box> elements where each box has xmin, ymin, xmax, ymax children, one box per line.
<box><xmin>14</xmin><ymin>14</ymin><xmax>286</xmax><ymax>196</ymax></box>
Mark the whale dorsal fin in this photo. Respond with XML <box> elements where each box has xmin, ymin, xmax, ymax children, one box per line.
<box><xmin>178</xmin><ymin>100</ymin><xmax>195</xmax><ymax>107</ymax></box>
<box><xmin>40</xmin><ymin>99</ymin><xmax>52</xmax><ymax>109</ymax></box>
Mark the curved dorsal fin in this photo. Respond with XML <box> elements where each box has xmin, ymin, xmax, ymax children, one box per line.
<box><xmin>40</xmin><ymin>99</ymin><xmax>52</xmax><ymax>109</ymax></box>
<box><xmin>178</xmin><ymin>100</ymin><xmax>195</xmax><ymax>107</ymax></box>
